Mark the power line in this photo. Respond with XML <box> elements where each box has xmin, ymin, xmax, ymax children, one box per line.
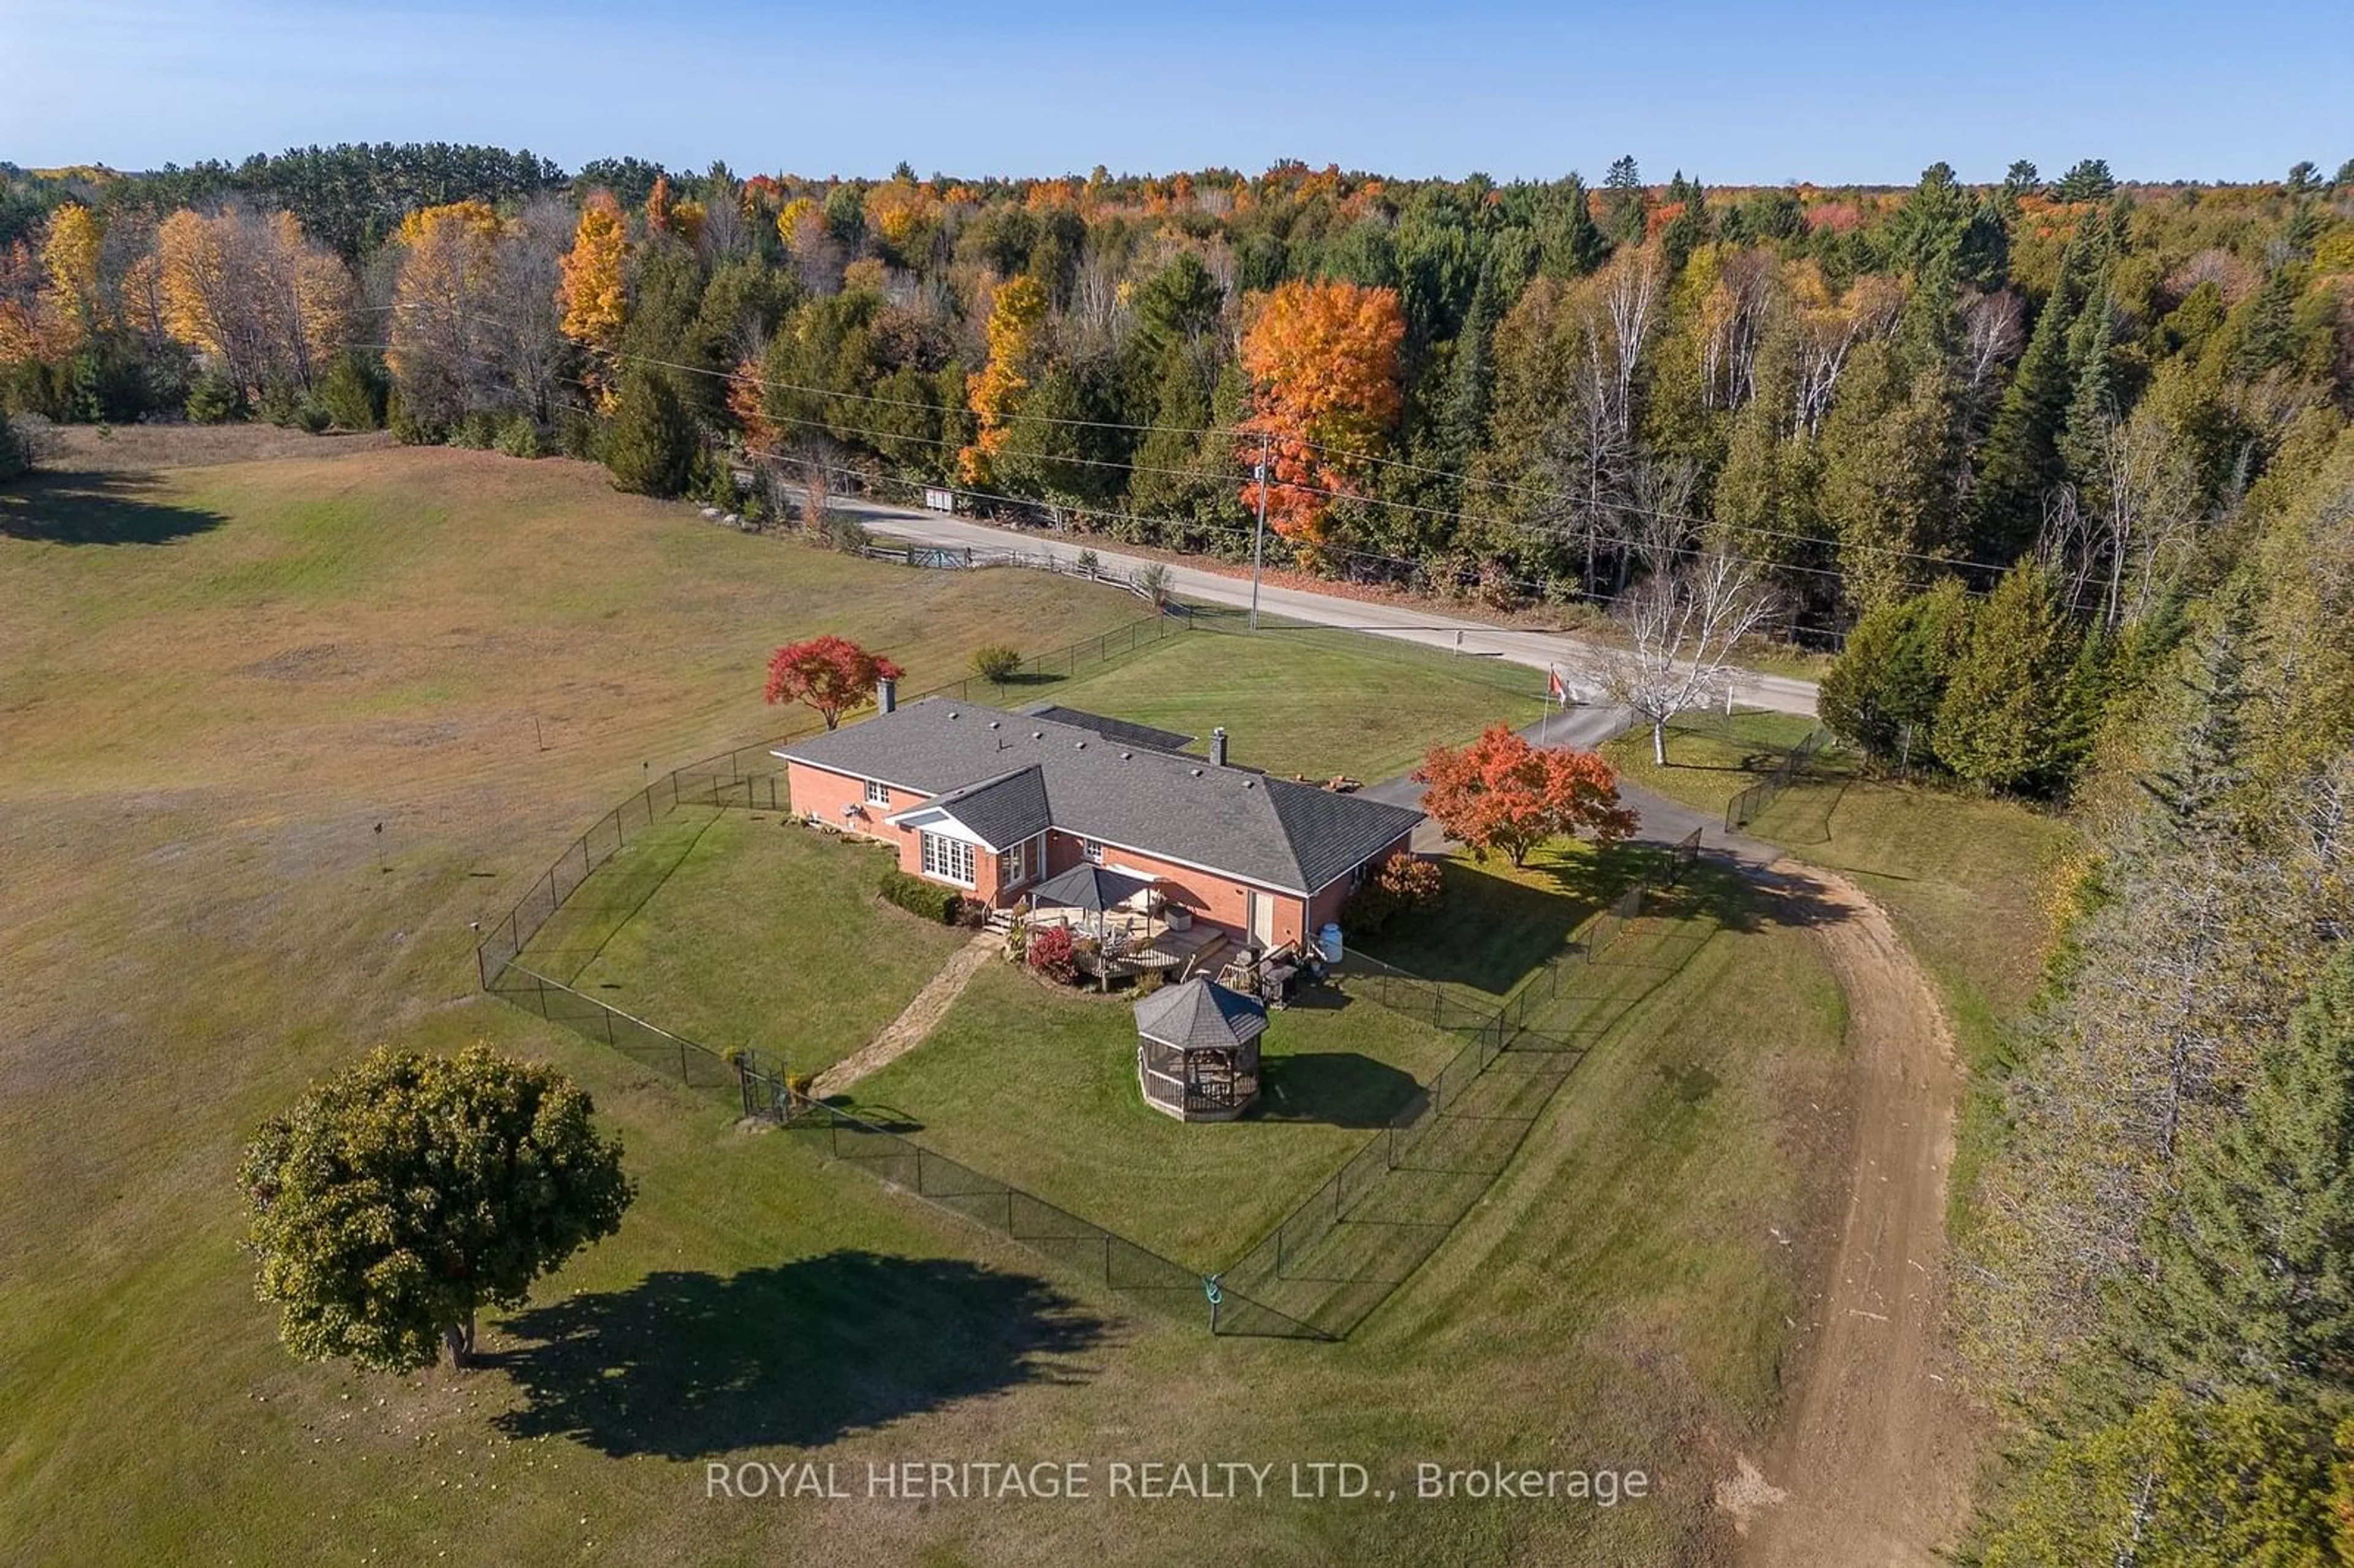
<box><xmin>345</xmin><ymin>310</ymin><xmax>2112</xmax><ymax>618</ymax></box>
<box><xmin>362</xmin><ymin>297</ymin><xmax>2013</xmax><ymax>582</ymax></box>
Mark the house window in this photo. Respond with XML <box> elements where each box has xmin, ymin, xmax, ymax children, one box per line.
<box><xmin>921</xmin><ymin>832</ymin><xmax>975</xmax><ymax>886</ymax></box>
<box><xmin>1080</xmin><ymin>838</ymin><xmax>1103</xmax><ymax>864</ymax></box>
<box><xmin>864</xmin><ymin>779</ymin><xmax>891</xmax><ymax>807</ymax></box>
<box><xmin>999</xmin><ymin>837</ymin><xmax>1029</xmax><ymax>888</ymax></box>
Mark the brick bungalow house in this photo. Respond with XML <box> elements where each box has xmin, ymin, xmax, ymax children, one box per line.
<box><xmin>775</xmin><ymin>688</ymin><xmax>1423</xmax><ymax>954</ymax></box>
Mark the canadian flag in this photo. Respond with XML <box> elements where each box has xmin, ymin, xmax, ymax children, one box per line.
<box><xmin>1547</xmin><ymin>666</ymin><xmax>1568</xmax><ymax>704</ymax></box>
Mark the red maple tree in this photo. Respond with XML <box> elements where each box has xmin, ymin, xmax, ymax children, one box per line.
<box><xmin>1412</xmin><ymin>726</ymin><xmax>1636</xmax><ymax>867</ymax></box>
<box><xmin>763</xmin><ymin>636</ymin><xmax>905</xmax><ymax>730</ymax></box>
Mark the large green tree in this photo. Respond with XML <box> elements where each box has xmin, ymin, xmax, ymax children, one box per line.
<box><xmin>2112</xmin><ymin>950</ymin><xmax>2354</xmax><ymax>1406</ymax></box>
<box><xmin>239</xmin><ymin>1045</ymin><xmax>633</xmax><ymax>1372</ymax></box>
<box><xmin>605</xmin><ymin>367</ymin><xmax>696</xmax><ymax>497</ymax></box>
<box><xmin>1817</xmin><ymin>577</ymin><xmax>1973</xmax><ymax>767</ymax></box>
<box><xmin>1981</xmin><ymin>1387</ymin><xmax>2344</xmax><ymax>1567</ymax></box>
<box><xmin>1933</xmin><ymin>561</ymin><xmax>2082</xmax><ymax>794</ymax></box>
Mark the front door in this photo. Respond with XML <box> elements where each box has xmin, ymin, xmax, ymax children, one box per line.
<box><xmin>1247</xmin><ymin>889</ymin><xmax>1278</xmax><ymax>950</ymax></box>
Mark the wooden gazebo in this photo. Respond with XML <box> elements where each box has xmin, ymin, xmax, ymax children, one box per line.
<box><xmin>1133</xmin><ymin>978</ymin><xmax>1266</xmax><ymax>1122</ymax></box>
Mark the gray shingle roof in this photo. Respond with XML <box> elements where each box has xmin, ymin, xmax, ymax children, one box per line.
<box><xmin>1016</xmin><ymin>704</ymin><xmax>1196</xmax><ymax>755</ymax></box>
<box><xmin>1133</xmin><ymin>977</ymin><xmax>1268</xmax><ymax>1052</ymax></box>
<box><xmin>1030</xmin><ymin>862</ymin><xmax>1156</xmax><ymax>913</ymax></box>
<box><xmin>779</xmin><ymin>698</ymin><xmax>1421</xmax><ymax>895</ymax></box>
<box><xmin>899</xmin><ymin>765</ymin><xmax>1050</xmax><ymax>851</ymax></box>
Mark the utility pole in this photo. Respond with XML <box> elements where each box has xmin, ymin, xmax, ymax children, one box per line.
<box><xmin>1249</xmin><ymin>432</ymin><xmax>1269</xmax><ymax>633</ymax></box>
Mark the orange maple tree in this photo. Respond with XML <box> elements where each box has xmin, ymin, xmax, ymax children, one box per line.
<box><xmin>764</xmin><ymin>636</ymin><xmax>906</xmax><ymax>731</ymax></box>
<box><xmin>1235</xmin><ymin>280</ymin><xmax>1404</xmax><ymax>560</ymax></box>
<box><xmin>557</xmin><ymin>192</ymin><xmax>629</xmax><ymax>402</ymax></box>
<box><xmin>1412</xmin><ymin>726</ymin><xmax>1636</xmax><ymax>867</ymax></box>
<box><xmin>958</xmin><ymin>273</ymin><xmax>1049</xmax><ymax>483</ymax></box>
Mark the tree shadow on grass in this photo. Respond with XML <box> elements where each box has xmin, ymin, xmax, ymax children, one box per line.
<box><xmin>1657</xmin><ymin>859</ymin><xmax>1853</xmax><ymax>936</ymax></box>
<box><xmin>486</xmin><ymin>1250</ymin><xmax>1111</xmax><ymax>1458</ymax></box>
<box><xmin>0</xmin><ymin>471</ymin><xmax>228</xmax><ymax>545</ymax></box>
<box><xmin>1255</xmin><ymin>1049</ymin><xmax>1422</xmax><ymax>1127</ymax></box>
<box><xmin>1357</xmin><ymin>856</ymin><xmax>1590</xmax><ymax>994</ymax></box>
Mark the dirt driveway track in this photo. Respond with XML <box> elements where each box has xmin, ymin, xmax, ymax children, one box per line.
<box><xmin>1729</xmin><ymin>864</ymin><xmax>1978</xmax><ymax>1567</ymax></box>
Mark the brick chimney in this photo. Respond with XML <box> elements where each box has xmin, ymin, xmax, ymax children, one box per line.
<box><xmin>877</xmin><ymin>676</ymin><xmax>897</xmax><ymax>715</ymax></box>
<box><xmin>1209</xmin><ymin>726</ymin><xmax>1228</xmax><ymax>767</ymax></box>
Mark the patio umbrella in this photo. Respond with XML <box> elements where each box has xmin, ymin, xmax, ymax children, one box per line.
<box><xmin>1030</xmin><ymin>862</ymin><xmax>1154</xmax><ymax>942</ymax></box>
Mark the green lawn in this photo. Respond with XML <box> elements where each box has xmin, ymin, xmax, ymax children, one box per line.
<box><xmin>518</xmin><ymin>809</ymin><xmax>972</xmax><ymax>1078</ymax></box>
<box><xmin>840</xmin><ymin>962</ymin><xmax>1466</xmax><ymax>1268</ymax></box>
<box><xmin>1609</xmin><ymin>718</ymin><xmax>2074</xmax><ymax>1227</ymax></box>
<box><xmin>1</xmin><ymin>440</ymin><xmax>1860</xmax><ymax>1567</ymax></box>
<box><xmin>1602</xmin><ymin>707</ymin><xmax>1827</xmax><ymax>819</ymax></box>
<box><xmin>1356</xmin><ymin>837</ymin><xmax>1663</xmax><ymax>1003</ymax></box>
<box><xmin>1037</xmin><ymin>610</ymin><xmax>1550</xmax><ymax>782</ymax></box>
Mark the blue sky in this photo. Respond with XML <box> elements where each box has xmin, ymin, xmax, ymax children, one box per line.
<box><xmin>6</xmin><ymin>0</ymin><xmax>2348</xmax><ymax>184</ymax></box>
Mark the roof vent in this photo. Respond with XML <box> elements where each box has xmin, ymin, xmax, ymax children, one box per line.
<box><xmin>1030</xmin><ymin>731</ymin><xmax>1043</xmax><ymax>740</ymax></box>
<box><xmin>1121</xmin><ymin>751</ymin><xmax>1132</xmax><ymax>759</ymax></box>
<box><xmin>948</xmin><ymin>711</ymin><xmax>959</xmax><ymax>720</ymax></box>
<box><xmin>988</xmin><ymin>720</ymin><xmax>1000</xmax><ymax>729</ymax></box>
<box><xmin>1075</xmin><ymin>739</ymin><xmax>1087</xmax><ymax>749</ymax></box>
<box><xmin>1190</xmin><ymin>767</ymin><xmax>1202</xmax><ymax>776</ymax></box>
<box><xmin>1242</xmin><ymin>778</ymin><xmax>1256</xmax><ymax>789</ymax></box>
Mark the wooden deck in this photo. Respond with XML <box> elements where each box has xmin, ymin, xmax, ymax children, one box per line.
<box><xmin>1054</xmin><ymin>918</ymin><xmax>1230</xmax><ymax>986</ymax></box>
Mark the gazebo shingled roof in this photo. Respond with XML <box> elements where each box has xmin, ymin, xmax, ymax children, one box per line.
<box><xmin>1133</xmin><ymin>977</ymin><xmax>1268</xmax><ymax>1054</ymax></box>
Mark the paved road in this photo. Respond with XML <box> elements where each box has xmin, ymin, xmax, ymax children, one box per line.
<box><xmin>839</xmin><ymin>498</ymin><xmax>1819</xmax><ymax>717</ymax></box>
<box><xmin>1358</xmin><ymin>702</ymin><xmax>1775</xmax><ymax>865</ymax></box>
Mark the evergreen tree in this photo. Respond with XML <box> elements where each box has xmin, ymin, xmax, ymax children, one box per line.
<box><xmin>1933</xmin><ymin>561</ymin><xmax>2081</xmax><ymax>794</ymax></box>
<box><xmin>2054</xmin><ymin>158</ymin><xmax>2119</xmax><ymax>204</ymax></box>
<box><xmin>1123</xmin><ymin>341</ymin><xmax>1222</xmax><ymax>542</ymax></box>
<box><xmin>1129</xmin><ymin>253</ymin><xmax>1223</xmax><ymax>366</ymax></box>
<box><xmin>0</xmin><ymin>409</ymin><xmax>29</xmax><ymax>481</ymax></box>
<box><xmin>1980</xmin><ymin>1386</ymin><xmax>2342</xmax><ymax>1567</ymax></box>
<box><xmin>992</xmin><ymin>361</ymin><xmax>1121</xmax><ymax>515</ymax></box>
<box><xmin>2231</xmin><ymin>268</ymin><xmax>2304</xmax><ymax>381</ymax></box>
<box><xmin>2109</xmin><ymin>949</ymin><xmax>2354</xmax><ymax>1407</ymax></box>
<box><xmin>2144</xmin><ymin>583</ymin><xmax>2257</xmax><ymax>836</ymax></box>
<box><xmin>1535</xmin><ymin>175</ymin><xmax>1610</xmax><ymax>278</ymax></box>
<box><xmin>318</xmin><ymin>352</ymin><xmax>389</xmax><ymax>432</ymax></box>
<box><xmin>1886</xmin><ymin>162</ymin><xmax>1973</xmax><ymax>279</ymax></box>
<box><xmin>1818</xmin><ymin>342</ymin><xmax>1962</xmax><ymax>609</ymax></box>
<box><xmin>1601</xmin><ymin>156</ymin><xmax>1647</xmax><ymax>246</ymax></box>
<box><xmin>1971</xmin><ymin>228</ymin><xmax>2097</xmax><ymax>561</ymax></box>
<box><xmin>604</xmin><ymin>368</ymin><xmax>696</xmax><ymax>497</ymax></box>
<box><xmin>2059</xmin><ymin>286</ymin><xmax>2119</xmax><ymax>485</ymax></box>
<box><xmin>1440</xmin><ymin>259</ymin><xmax>1501</xmax><ymax>473</ymax></box>
<box><xmin>1818</xmin><ymin>577</ymin><xmax>1972</xmax><ymax>767</ymax></box>
<box><xmin>1657</xmin><ymin>171</ymin><xmax>1709</xmax><ymax>270</ymax></box>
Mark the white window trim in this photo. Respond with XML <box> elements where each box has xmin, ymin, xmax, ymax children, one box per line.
<box><xmin>864</xmin><ymin>779</ymin><xmax>891</xmax><ymax>807</ymax></box>
<box><xmin>1080</xmin><ymin>837</ymin><xmax>1104</xmax><ymax>864</ymax></box>
<box><xmin>999</xmin><ymin>832</ymin><xmax>1042</xmax><ymax>890</ymax></box>
<box><xmin>921</xmin><ymin>831</ymin><xmax>976</xmax><ymax>888</ymax></box>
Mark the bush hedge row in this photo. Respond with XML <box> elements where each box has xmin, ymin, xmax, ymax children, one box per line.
<box><xmin>880</xmin><ymin>868</ymin><xmax>961</xmax><ymax>924</ymax></box>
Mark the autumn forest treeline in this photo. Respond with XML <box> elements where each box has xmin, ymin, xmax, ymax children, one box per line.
<box><xmin>5</xmin><ymin>148</ymin><xmax>2351</xmax><ymax>647</ymax></box>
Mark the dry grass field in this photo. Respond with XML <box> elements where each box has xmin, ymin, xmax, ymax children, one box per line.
<box><xmin>0</xmin><ymin>439</ymin><xmax>1852</xmax><ymax>1567</ymax></box>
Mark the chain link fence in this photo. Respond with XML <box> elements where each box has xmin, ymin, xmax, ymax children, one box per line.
<box><xmin>474</xmin><ymin>611</ymin><xmax>1190</xmax><ymax>991</ymax></box>
<box><xmin>1219</xmin><ymin>828</ymin><xmax>1708</xmax><ymax>1338</ymax></box>
<box><xmin>783</xmin><ymin>1105</ymin><xmax>1334</xmax><ymax>1339</ymax></box>
<box><xmin>475</xmin><ymin>597</ymin><xmax>1720</xmax><ymax>1342</ymax></box>
<box><xmin>1726</xmin><ymin>727</ymin><xmax>1834</xmax><ymax>832</ymax></box>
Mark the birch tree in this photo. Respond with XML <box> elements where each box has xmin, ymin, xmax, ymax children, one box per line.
<box><xmin>1588</xmin><ymin>525</ymin><xmax>1782</xmax><ymax>764</ymax></box>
